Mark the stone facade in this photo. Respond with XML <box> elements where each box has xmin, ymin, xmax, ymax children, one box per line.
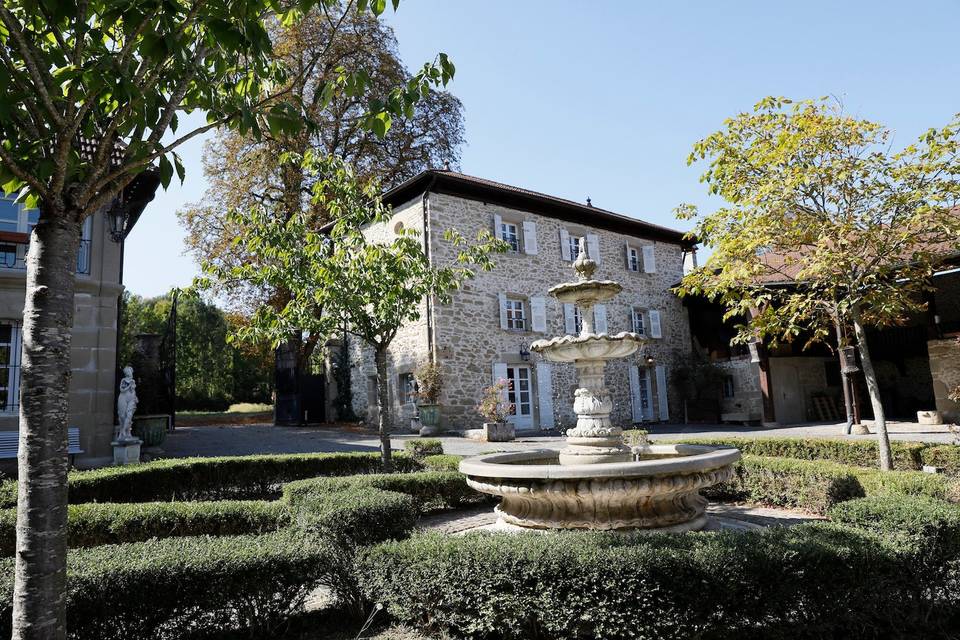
<box><xmin>716</xmin><ymin>357</ymin><xmax>763</xmax><ymax>421</ymax></box>
<box><xmin>346</xmin><ymin>184</ymin><xmax>692</xmax><ymax>433</ymax></box>
<box><xmin>0</xmin><ymin>209</ymin><xmax>124</xmax><ymax>468</ymax></box>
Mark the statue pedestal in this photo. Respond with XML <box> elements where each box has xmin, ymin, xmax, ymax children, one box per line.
<box><xmin>112</xmin><ymin>438</ymin><xmax>142</xmax><ymax>466</ymax></box>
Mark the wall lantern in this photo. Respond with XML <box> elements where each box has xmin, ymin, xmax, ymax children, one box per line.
<box><xmin>519</xmin><ymin>341</ymin><xmax>531</xmax><ymax>362</ymax></box>
<box><xmin>105</xmin><ymin>194</ymin><xmax>129</xmax><ymax>243</ymax></box>
<box><xmin>839</xmin><ymin>345</ymin><xmax>859</xmax><ymax>374</ymax></box>
<box><xmin>644</xmin><ymin>354</ymin><xmax>655</xmax><ymax>366</ymax></box>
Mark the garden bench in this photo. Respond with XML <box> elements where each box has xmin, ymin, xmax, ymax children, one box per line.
<box><xmin>0</xmin><ymin>427</ymin><xmax>83</xmax><ymax>464</ymax></box>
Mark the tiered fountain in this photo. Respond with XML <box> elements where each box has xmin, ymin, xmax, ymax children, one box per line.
<box><xmin>459</xmin><ymin>240</ymin><xmax>740</xmax><ymax>531</ymax></box>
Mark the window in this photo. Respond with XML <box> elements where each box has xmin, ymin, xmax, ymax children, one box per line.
<box><xmin>637</xmin><ymin>367</ymin><xmax>651</xmax><ymax>411</ymax></box>
<box><xmin>722</xmin><ymin>375</ymin><xmax>735</xmax><ymax>399</ymax></box>
<box><xmin>627</xmin><ymin>247</ymin><xmax>640</xmax><ymax>272</ymax></box>
<box><xmin>506</xmin><ymin>298</ymin><xmax>526</xmax><ymax>330</ymax></box>
<box><xmin>573</xmin><ymin>306</ymin><xmax>583</xmax><ymax>334</ymax></box>
<box><xmin>501</xmin><ymin>222</ymin><xmax>520</xmax><ymax>253</ymax></box>
<box><xmin>0</xmin><ymin>196</ymin><xmax>90</xmax><ymax>274</ymax></box>
<box><xmin>631</xmin><ymin>308</ymin><xmax>646</xmax><ymax>335</ymax></box>
<box><xmin>568</xmin><ymin>235</ymin><xmax>584</xmax><ymax>261</ymax></box>
<box><xmin>0</xmin><ymin>196</ymin><xmax>38</xmax><ymax>234</ymax></box>
<box><xmin>399</xmin><ymin>372</ymin><xmax>416</xmax><ymax>404</ymax></box>
<box><xmin>0</xmin><ymin>322</ymin><xmax>22</xmax><ymax>413</ymax></box>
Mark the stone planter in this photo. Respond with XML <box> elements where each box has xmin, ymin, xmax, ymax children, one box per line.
<box><xmin>466</xmin><ymin>422</ymin><xmax>515</xmax><ymax>442</ymax></box>
<box><xmin>132</xmin><ymin>414</ymin><xmax>169</xmax><ymax>447</ymax></box>
<box><xmin>418</xmin><ymin>404</ymin><xmax>440</xmax><ymax>428</ymax></box>
<box><xmin>917</xmin><ymin>410</ymin><xmax>944</xmax><ymax>425</ymax></box>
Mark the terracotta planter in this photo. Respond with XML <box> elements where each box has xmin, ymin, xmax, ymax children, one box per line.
<box><xmin>132</xmin><ymin>414</ymin><xmax>169</xmax><ymax>447</ymax></box>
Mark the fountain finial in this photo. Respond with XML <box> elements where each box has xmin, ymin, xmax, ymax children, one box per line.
<box><xmin>572</xmin><ymin>238</ymin><xmax>596</xmax><ymax>281</ymax></box>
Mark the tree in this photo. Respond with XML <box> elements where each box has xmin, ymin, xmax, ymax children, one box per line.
<box><xmin>0</xmin><ymin>1</ymin><xmax>453</xmax><ymax>636</ymax></box>
<box><xmin>178</xmin><ymin>7</ymin><xmax>465</xmax><ymax>392</ymax></box>
<box><xmin>677</xmin><ymin>97</ymin><xmax>960</xmax><ymax>471</ymax></box>
<box><xmin>200</xmin><ymin>153</ymin><xmax>505</xmax><ymax>469</ymax></box>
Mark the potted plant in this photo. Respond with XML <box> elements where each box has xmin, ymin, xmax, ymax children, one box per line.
<box><xmin>415</xmin><ymin>362</ymin><xmax>443</xmax><ymax>433</ymax></box>
<box><xmin>475</xmin><ymin>378</ymin><xmax>516</xmax><ymax>442</ymax></box>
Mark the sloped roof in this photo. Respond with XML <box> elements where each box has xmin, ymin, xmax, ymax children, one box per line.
<box><xmin>383</xmin><ymin>169</ymin><xmax>695</xmax><ymax>248</ymax></box>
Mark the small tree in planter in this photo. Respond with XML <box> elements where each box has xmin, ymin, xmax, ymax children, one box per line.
<box><xmin>476</xmin><ymin>379</ymin><xmax>516</xmax><ymax>442</ymax></box>
<box><xmin>415</xmin><ymin>362</ymin><xmax>443</xmax><ymax>431</ymax></box>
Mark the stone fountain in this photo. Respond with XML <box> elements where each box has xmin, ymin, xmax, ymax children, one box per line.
<box><xmin>459</xmin><ymin>240</ymin><xmax>740</xmax><ymax>531</ymax></box>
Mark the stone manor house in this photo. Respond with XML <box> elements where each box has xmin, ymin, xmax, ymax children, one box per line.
<box><xmin>345</xmin><ymin>170</ymin><xmax>696</xmax><ymax>432</ymax></box>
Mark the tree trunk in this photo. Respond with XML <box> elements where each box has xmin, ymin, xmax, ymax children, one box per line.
<box><xmin>374</xmin><ymin>346</ymin><xmax>393</xmax><ymax>472</ymax></box>
<box><xmin>13</xmin><ymin>214</ymin><xmax>82</xmax><ymax>640</ymax></box>
<box><xmin>851</xmin><ymin>306</ymin><xmax>893</xmax><ymax>471</ymax></box>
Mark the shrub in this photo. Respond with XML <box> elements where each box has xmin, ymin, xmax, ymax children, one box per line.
<box><xmin>710</xmin><ymin>455</ymin><xmax>959</xmax><ymax>514</ymax></box>
<box><xmin>708</xmin><ymin>455</ymin><xmax>866</xmax><ymax>513</ymax></box>
<box><xmin>357</xmin><ymin>524</ymin><xmax>960</xmax><ymax>639</ymax></box>
<box><xmin>291</xmin><ymin>488</ymin><xmax>417</xmax><ymax>547</ymax></box>
<box><xmin>284</xmin><ymin>471</ymin><xmax>478</xmax><ymax>513</ymax></box>
<box><xmin>829</xmin><ymin>495</ymin><xmax>960</xmax><ymax>548</ymax></box>
<box><xmin>403</xmin><ymin>439</ymin><xmax>443</xmax><ymax>459</ymax></box>
<box><xmin>921</xmin><ymin>445</ymin><xmax>960</xmax><ymax>477</ymax></box>
<box><xmin>0</xmin><ymin>451</ymin><xmax>423</xmax><ymax>507</ymax></box>
<box><xmin>0</xmin><ymin>530</ymin><xmax>336</xmax><ymax>640</ymax></box>
<box><xmin>421</xmin><ymin>454</ymin><xmax>463</xmax><ymax>472</ymax></box>
<box><xmin>671</xmin><ymin>436</ymin><xmax>926</xmax><ymax>470</ymax></box>
<box><xmin>0</xmin><ymin>500</ymin><xmax>287</xmax><ymax>556</ymax></box>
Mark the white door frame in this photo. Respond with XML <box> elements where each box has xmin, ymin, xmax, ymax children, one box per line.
<box><xmin>506</xmin><ymin>365</ymin><xmax>534</xmax><ymax>430</ymax></box>
<box><xmin>638</xmin><ymin>366</ymin><xmax>655</xmax><ymax>421</ymax></box>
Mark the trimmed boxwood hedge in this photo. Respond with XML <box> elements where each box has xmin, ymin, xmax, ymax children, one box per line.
<box><xmin>283</xmin><ymin>471</ymin><xmax>480</xmax><ymax>513</ymax></box>
<box><xmin>357</xmin><ymin>524</ymin><xmax>960</xmax><ymax>639</ymax></box>
<box><xmin>709</xmin><ymin>454</ymin><xmax>959</xmax><ymax>513</ymax></box>
<box><xmin>0</xmin><ymin>451</ymin><xmax>422</xmax><ymax>507</ymax></box>
<box><xmin>403</xmin><ymin>439</ymin><xmax>444</xmax><ymax>459</ymax></box>
<box><xmin>921</xmin><ymin>445</ymin><xmax>960</xmax><ymax>477</ymax></box>
<box><xmin>0</xmin><ymin>500</ymin><xmax>288</xmax><ymax>556</ymax></box>
<box><xmin>829</xmin><ymin>495</ymin><xmax>960</xmax><ymax>544</ymax></box>
<box><xmin>420</xmin><ymin>454</ymin><xmax>463</xmax><ymax>472</ymax></box>
<box><xmin>670</xmin><ymin>436</ymin><xmax>927</xmax><ymax>470</ymax></box>
<box><xmin>0</xmin><ymin>530</ymin><xmax>336</xmax><ymax>640</ymax></box>
<box><xmin>291</xmin><ymin>487</ymin><xmax>418</xmax><ymax>546</ymax></box>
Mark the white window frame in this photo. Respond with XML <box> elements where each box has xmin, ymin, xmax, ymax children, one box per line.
<box><xmin>501</xmin><ymin>221</ymin><xmax>520</xmax><ymax>253</ymax></box>
<box><xmin>568</xmin><ymin>235</ymin><xmax>584</xmax><ymax>261</ymax></box>
<box><xmin>399</xmin><ymin>372</ymin><xmax>416</xmax><ymax>405</ymax></box>
<box><xmin>628</xmin><ymin>246</ymin><xmax>640</xmax><ymax>272</ymax></box>
<box><xmin>631</xmin><ymin>308</ymin><xmax>646</xmax><ymax>336</ymax></box>
<box><xmin>505</xmin><ymin>297</ymin><xmax>526</xmax><ymax>331</ymax></box>
<box><xmin>0</xmin><ymin>196</ymin><xmax>37</xmax><ymax>234</ymax></box>
<box><xmin>0</xmin><ymin>321</ymin><xmax>22</xmax><ymax>414</ymax></box>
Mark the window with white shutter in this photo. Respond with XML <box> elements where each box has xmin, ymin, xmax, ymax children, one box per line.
<box><xmin>535</xmin><ymin>362</ymin><xmax>555</xmax><ymax>429</ymax></box>
<box><xmin>631</xmin><ymin>308</ymin><xmax>645</xmax><ymax>335</ymax></box>
<box><xmin>656</xmin><ymin>365</ymin><xmax>669</xmax><ymax>421</ymax></box>
<box><xmin>648</xmin><ymin>309</ymin><xmax>662</xmax><ymax>338</ymax></box>
<box><xmin>522</xmin><ymin>220</ymin><xmax>538</xmax><ymax>254</ymax></box>
<box><xmin>498</xmin><ymin>293</ymin><xmax>509</xmax><ymax>330</ymax></box>
<box><xmin>626</xmin><ymin>243</ymin><xmax>640</xmax><ymax>271</ymax></box>
<box><xmin>559</xmin><ymin>228</ymin><xmax>571</xmax><ymax>261</ymax></box>
<box><xmin>586</xmin><ymin>234</ymin><xmax>600</xmax><ymax>264</ymax></box>
<box><xmin>593</xmin><ymin>304</ymin><xmax>607</xmax><ymax>334</ymax></box>
<box><xmin>530</xmin><ymin>296</ymin><xmax>547</xmax><ymax>332</ymax></box>
<box><xmin>493</xmin><ymin>213</ymin><xmax>503</xmax><ymax>240</ymax></box>
<box><xmin>563</xmin><ymin>303</ymin><xmax>577</xmax><ymax>335</ymax></box>
<box><xmin>642</xmin><ymin>245</ymin><xmax>657</xmax><ymax>273</ymax></box>
<box><xmin>501</xmin><ymin>222</ymin><xmax>520</xmax><ymax>252</ymax></box>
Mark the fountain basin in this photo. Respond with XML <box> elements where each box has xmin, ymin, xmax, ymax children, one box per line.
<box><xmin>459</xmin><ymin>444</ymin><xmax>740</xmax><ymax>531</ymax></box>
<box><xmin>531</xmin><ymin>332</ymin><xmax>644</xmax><ymax>363</ymax></box>
<box><xmin>548</xmin><ymin>279</ymin><xmax>622</xmax><ymax>305</ymax></box>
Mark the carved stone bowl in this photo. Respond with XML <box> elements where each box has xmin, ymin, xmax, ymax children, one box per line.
<box><xmin>547</xmin><ymin>280</ymin><xmax>622</xmax><ymax>305</ymax></box>
<box><xmin>459</xmin><ymin>444</ymin><xmax>741</xmax><ymax>532</ymax></box>
<box><xmin>530</xmin><ymin>332</ymin><xmax>645</xmax><ymax>363</ymax></box>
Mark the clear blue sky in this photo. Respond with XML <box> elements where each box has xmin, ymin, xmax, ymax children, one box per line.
<box><xmin>124</xmin><ymin>0</ymin><xmax>960</xmax><ymax>297</ymax></box>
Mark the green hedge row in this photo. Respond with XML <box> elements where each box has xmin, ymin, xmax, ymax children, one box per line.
<box><xmin>0</xmin><ymin>500</ymin><xmax>287</xmax><ymax>557</ymax></box>
<box><xmin>708</xmin><ymin>455</ymin><xmax>958</xmax><ymax>513</ymax></box>
<box><xmin>403</xmin><ymin>439</ymin><xmax>444</xmax><ymax>459</ymax></box>
<box><xmin>0</xmin><ymin>451</ymin><xmax>422</xmax><ymax>507</ymax></box>
<box><xmin>922</xmin><ymin>445</ymin><xmax>960</xmax><ymax>476</ymax></box>
<box><xmin>670</xmin><ymin>436</ymin><xmax>928</xmax><ymax>470</ymax></box>
<box><xmin>284</xmin><ymin>471</ymin><xmax>480</xmax><ymax>514</ymax></box>
<box><xmin>0</xmin><ymin>530</ymin><xmax>336</xmax><ymax>640</ymax></box>
<box><xmin>420</xmin><ymin>454</ymin><xmax>463</xmax><ymax>472</ymax></box>
<box><xmin>358</xmin><ymin>520</ymin><xmax>960</xmax><ymax>639</ymax></box>
<box><xmin>829</xmin><ymin>496</ymin><xmax>960</xmax><ymax>548</ymax></box>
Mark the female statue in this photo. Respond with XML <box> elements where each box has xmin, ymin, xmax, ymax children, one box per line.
<box><xmin>116</xmin><ymin>366</ymin><xmax>138</xmax><ymax>441</ymax></box>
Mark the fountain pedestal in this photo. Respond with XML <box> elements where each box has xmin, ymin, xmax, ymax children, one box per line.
<box><xmin>459</xmin><ymin>239</ymin><xmax>740</xmax><ymax>531</ymax></box>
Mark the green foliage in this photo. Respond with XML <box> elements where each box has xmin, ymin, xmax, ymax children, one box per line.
<box><xmin>672</xmin><ymin>436</ymin><xmax>926</xmax><ymax>470</ymax></box>
<box><xmin>475</xmin><ymin>378</ymin><xmax>512</xmax><ymax>423</ymax></box>
<box><xmin>420</xmin><ymin>454</ymin><xmax>463</xmax><ymax>472</ymax></box>
<box><xmin>621</xmin><ymin>429</ymin><xmax>650</xmax><ymax>447</ymax></box>
<box><xmin>0</xmin><ymin>530</ymin><xmax>336</xmax><ymax>640</ymax></box>
<box><xmin>403</xmin><ymin>439</ymin><xmax>443</xmax><ymax>459</ymax></box>
<box><xmin>284</xmin><ymin>471</ymin><xmax>477</xmax><ymax>513</ymax></box>
<box><xmin>0</xmin><ymin>452</ymin><xmax>422</xmax><ymax>507</ymax></box>
<box><xmin>922</xmin><ymin>445</ymin><xmax>960</xmax><ymax>477</ymax></box>
<box><xmin>829</xmin><ymin>496</ymin><xmax>960</xmax><ymax>548</ymax></box>
<box><xmin>0</xmin><ymin>500</ymin><xmax>287</xmax><ymax>556</ymax></box>
<box><xmin>710</xmin><ymin>455</ymin><xmax>958</xmax><ymax>513</ymax></box>
<box><xmin>357</xmin><ymin>524</ymin><xmax>960</xmax><ymax>639</ymax></box>
<box><xmin>291</xmin><ymin>488</ymin><xmax>417</xmax><ymax>547</ymax></box>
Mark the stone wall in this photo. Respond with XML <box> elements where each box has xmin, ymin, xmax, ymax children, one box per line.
<box><xmin>928</xmin><ymin>338</ymin><xmax>960</xmax><ymax>422</ymax></box>
<box><xmin>0</xmin><ymin>211</ymin><xmax>123</xmax><ymax>468</ymax></box>
<box><xmin>424</xmin><ymin>192</ymin><xmax>691</xmax><ymax>431</ymax></box>
<box><xmin>716</xmin><ymin>357</ymin><xmax>763</xmax><ymax>420</ymax></box>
